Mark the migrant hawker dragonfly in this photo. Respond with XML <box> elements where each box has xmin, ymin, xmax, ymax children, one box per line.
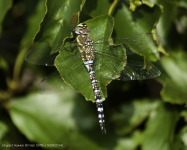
<box><xmin>25</xmin><ymin>23</ymin><xmax>161</xmax><ymax>134</ymax></box>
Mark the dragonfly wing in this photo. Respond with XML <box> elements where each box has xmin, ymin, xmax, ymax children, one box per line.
<box><xmin>40</xmin><ymin>48</ymin><xmax>92</xmax><ymax>95</ymax></box>
<box><xmin>25</xmin><ymin>42</ymin><xmax>78</xmax><ymax>66</ymax></box>
<box><xmin>115</xmin><ymin>60</ymin><xmax>161</xmax><ymax>81</ymax></box>
<box><xmin>39</xmin><ymin>66</ymin><xmax>92</xmax><ymax>95</ymax></box>
<box><xmin>25</xmin><ymin>47</ymin><xmax>60</xmax><ymax>66</ymax></box>
<box><xmin>93</xmin><ymin>45</ymin><xmax>126</xmax><ymax>93</ymax></box>
<box><xmin>93</xmin><ymin>33</ymin><xmax>159</xmax><ymax>56</ymax></box>
<box><xmin>55</xmin><ymin>47</ymin><xmax>95</xmax><ymax>98</ymax></box>
<box><xmin>38</xmin><ymin>70</ymin><xmax>72</xmax><ymax>94</ymax></box>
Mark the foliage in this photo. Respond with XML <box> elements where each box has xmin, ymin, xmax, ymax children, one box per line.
<box><xmin>0</xmin><ymin>0</ymin><xmax>187</xmax><ymax>149</ymax></box>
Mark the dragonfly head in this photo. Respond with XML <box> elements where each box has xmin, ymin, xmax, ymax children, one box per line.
<box><xmin>75</xmin><ymin>23</ymin><xmax>90</xmax><ymax>35</ymax></box>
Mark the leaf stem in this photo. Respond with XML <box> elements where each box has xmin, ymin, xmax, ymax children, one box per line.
<box><xmin>13</xmin><ymin>47</ymin><xmax>28</xmax><ymax>82</ymax></box>
<box><xmin>108</xmin><ymin>0</ymin><xmax>120</xmax><ymax>16</ymax></box>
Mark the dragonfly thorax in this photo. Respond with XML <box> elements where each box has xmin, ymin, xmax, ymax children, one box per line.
<box><xmin>77</xmin><ymin>34</ymin><xmax>95</xmax><ymax>62</ymax></box>
<box><xmin>75</xmin><ymin>23</ymin><xmax>90</xmax><ymax>35</ymax></box>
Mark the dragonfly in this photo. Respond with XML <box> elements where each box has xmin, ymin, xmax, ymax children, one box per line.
<box><xmin>25</xmin><ymin>23</ymin><xmax>161</xmax><ymax>134</ymax></box>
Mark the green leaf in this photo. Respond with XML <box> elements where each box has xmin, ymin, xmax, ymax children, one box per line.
<box><xmin>113</xmin><ymin>2</ymin><xmax>161</xmax><ymax>36</ymax></box>
<box><xmin>0</xmin><ymin>121</ymin><xmax>9</xmax><ymax>149</ymax></box>
<box><xmin>9</xmin><ymin>91</ymin><xmax>158</xmax><ymax>149</ymax></box>
<box><xmin>142</xmin><ymin>0</ymin><xmax>154</xmax><ymax>7</ymax></box>
<box><xmin>114</xmin><ymin>130</ymin><xmax>143</xmax><ymax>150</ymax></box>
<box><xmin>159</xmin><ymin>51</ymin><xmax>187</xmax><ymax>104</ymax></box>
<box><xmin>173</xmin><ymin>126</ymin><xmax>187</xmax><ymax>150</ymax></box>
<box><xmin>111</xmin><ymin>99</ymin><xmax>159</xmax><ymax>135</ymax></box>
<box><xmin>0</xmin><ymin>121</ymin><xmax>8</xmax><ymax>141</ymax></box>
<box><xmin>0</xmin><ymin>0</ymin><xmax>12</xmax><ymax>36</ymax></box>
<box><xmin>20</xmin><ymin>0</ymin><xmax>46</xmax><ymax>47</ymax></box>
<box><xmin>55</xmin><ymin>15</ymin><xmax>126</xmax><ymax>102</ymax></box>
<box><xmin>113</xmin><ymin>2</ymin><xmax>162</xmax><ymax>62</ymax></box>
<box><xmin>34</xmin><ymin>0</ymin><xmax>86</xmax><ymax>53</ymax></box>
<box><xmin>181</xmin><ymin>109</ymin><xmax>187</xmax><ymax>122</ymax></box>
<box><xmin>83</xmin><ymin>0</ymin><xmax>111</xmax><ymax>18</ymax></box>
<box><xmin>14</xmin><ymin>0</ymin><xmax>46</xmax><ymax>84</ymax></box>
<box><xmin>8</xmin><ymin>92</ymin><xmax>105</xmax><ymax>149</ymax></box>
<box><xmin>0</xmin><ymin>55</ymin><xmax>9</xmax><ymax>73</ymax></box>
<box><xmin>178</xmin><ymin>0</ymin><xmax>187</xmax><ymax>9</ymax></box>
<box><xmin>150</xmin><ymin>0</ymin><xmax>176</xmax><ymax>47</ymax></box>
<box><xmin>142</xmin><ymin>101</ymin><xmax>178</xmax><ymax>150</ymax></box>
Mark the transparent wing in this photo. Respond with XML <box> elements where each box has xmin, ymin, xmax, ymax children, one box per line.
<box><xmin>39</xmin><ymin>69</ymin><xmax>95</xmax><ymax>95</ymax></box>
<box><xmin>93</xmin><ymin>49</ymin><xmax>160</xmax><ymax>81</ymax></box>
<box><xmin>39</xmin><ymin>60</ymin><xmax>160</xmax><ymax>94</ymax></box>
<box><xmin>38</xmin><ymin>50</ymin><xmax>92</xmax><ymax>94</ymax></box>
<box><xmin>38</xmin><ymin>71</ymin><xmax>72</xmax><ymax>93</ymax></box>
<box><xmin>115</xmin><ymin>60</ymin><xmax>161</xmax><ymax>81</ymax></box>
<box><xmin>93</xmin><ymin>33</ymin><xmax>159</xmax><ymax>56</ymax></box>
<box><xmin>38</xmin><ymin>67</ymin><xmax>91</xmax><ymax>94</ymax></box>
<box><xmin>25</xmin><ymin>48</ymin><xmax>58</xmax><ymax>66</ymax></box>
<box><xmin>25</xmin><ymin>42</ymin><xmax>78</xmax><ymax>66</ymax></box>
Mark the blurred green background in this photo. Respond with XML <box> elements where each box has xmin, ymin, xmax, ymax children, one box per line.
<box><xmin>0</xmin><ymin>0</ymin><xmax>187</xmax><ymax>150</ymax></box>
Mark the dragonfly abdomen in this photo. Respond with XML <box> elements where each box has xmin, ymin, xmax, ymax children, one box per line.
<box><xmin>84</xmin><ymin>61</ymin><xmax>106</xmax><ymax>134</ymax></box>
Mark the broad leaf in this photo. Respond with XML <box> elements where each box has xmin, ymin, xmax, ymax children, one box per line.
<box><xmin>8</xmin><ymin>92</ymin><xmax>158</xmax><ymax>149</ymax></box>
<box><xmin>142</xmin><ymin>101</ymin><xmax>178</xmax><ymax>150</ymax></box>
<box><xmin>113</xmin><ymin>2</ymin><xmax>162</xmax><ymax>62</ymax></box>
<box><xmin>0</xmin><ymin>121</ymin><xmax>8</xmax><ymax>141</ymax></box>
<box><xmin>111</xmin><ymin>99</ymin><xmax>159</xmax><ymax>135</ymax></box>
<box><xmin>34</xmin><ymin>0</ymin><xmax>86</xmax><ymax>53</ymax></box>
<box><xmin>8</xmin><ymin>92</ymin><xmax>105</xmax><ymax>149</ymax></box>
<box><xmin>20</xmin><ymin>0</ymin><xmax>46</xmax><ymax>47</ymax></box>
<box><xmin>159</xmin><ymin>51</ymin><xmax>187</xmax><ymax>104</ymax></box>
<box><xmin>113</xmin><ymin>130</ymin><xmax>143</xmax><ymax>150</ymax></box>
<box><xmin>173</xmin><ymin>125</ymin><xmax>187</xmax><ymax>150</ymax></box>
<box><xmin>83</xmin><ymin>0</ymin><xmax>111</xmax><ymax>18</ymax></box>
<box><xmin>150</xmin><ymin>0</ymin><xmax>176</xmax><ymax>47</ymax></box>
<box><xmin>0</xmin><ymin>0</ymin><xmax>12</xmax><ymax>35</ymax></box>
